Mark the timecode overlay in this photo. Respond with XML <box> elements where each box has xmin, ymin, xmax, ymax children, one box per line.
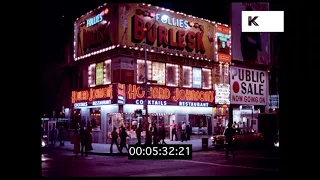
<box><xmin>128</xmin><ymin>144</ymin><xmax>192</xmax><ymax>160</ymax></box>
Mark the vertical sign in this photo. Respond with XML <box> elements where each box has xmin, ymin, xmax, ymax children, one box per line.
<box><xmin>215</xmin><ymin>24</ymin><xmax>231</xmax><ymax>63</ymax></box>
<box><xmin>192</xmin><ymin>67</ymin><xmax>202</xmax><ymax>88</ymax></box>
<box><xmin>212</xmin><ymin>64</ymin><xmax>222</xmax><ymax>84</ymax></box>
<box><xmin>96</xmin><ymin>62</ymin><xmax>103</xmax><ymax>85</ymax></box>
<box><xmin>223</xmin><ymin>64</ymin><xmax>229</xmax><ymax>85</ymax></box>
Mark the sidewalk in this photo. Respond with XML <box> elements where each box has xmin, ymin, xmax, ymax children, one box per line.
<box><xmin>46</xmin><ymin>139</ymin><xmax>214</xmax><ymax>156</ymax></box>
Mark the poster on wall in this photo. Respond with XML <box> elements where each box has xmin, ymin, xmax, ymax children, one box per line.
<box><xmin>215</xmin><ymin>24</ymin><xmax>231</xmax><ymax>63</ymax></box>
<box><xmin>152</xmin><ymin>62</ymin><xmax>165</xmax><ymax>85</ymax></box>
<box><xmin>223</xmin><ymin>65</ymin><xmax>229</xmax><ymax>85</ymax></box>
<box><xmin>230</xmin><ymin>2</ymin><xmax>270</xmax><ymax>65</ymax></box>
<box><xmin>192</xmin><ymin>67</ymin><xmax>202</xmax><ymax>88</ymax></box>
<box><xmin>215</xmin><ymin>84</ymin><xmax>230</xmax><ymax>105</ymax></box>
<box><xmin>212</xmin><ymin>64</ymin><xmax>222</xmax><ymax>84</ymax></box>
<box><xmin>117</xmin><ymin>3</ymin><xmax>215</xmax><ymax>60</ymax></box>
<box><xmin>96</xmin><ymin>62</ymin><xmax>104</xmax><ymax>85</ymax></box>
<box><xmin>112</xmin><ymin>57</ymin><xmax>136</xmax><ymax>83</ymax></box>
<box><xmin>230</xmin><ymin>67</ymin><xmax>267</xmax><ymax>105</ymax></box>
<box><xmin>74</xmin><ymin>4</ymin><xmax>117</xmax><ymax>59</ymax></box>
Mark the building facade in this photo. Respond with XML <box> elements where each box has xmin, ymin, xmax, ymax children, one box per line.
<box><xmin>65</xmin><ymin>3</ymin><xmax>232</xmax><ymax>143</ymax></box>
<box><xmin>228</xmin><ymin>2</ymin><xmax>271</xmax><ymax>132</ymax></box>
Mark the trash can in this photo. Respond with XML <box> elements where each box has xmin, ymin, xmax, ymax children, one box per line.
<box><xmin>202</xmin><ymin>137</ymin><xmax>208</xmax><ymax>149</ymax></box>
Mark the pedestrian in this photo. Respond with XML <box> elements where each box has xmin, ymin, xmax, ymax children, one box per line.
<box><xmin>152</xmin><ymin>123</ymin><xmax>158</xmax><ymax>145</ymax></box>
<box><xmin>135</xmin><ymin>124</ymin><xmax>142</xmax><ymax>145</ymax></box>
<box><xmin>186</xmin><ymin>122</ymin><xmax>191</xmax><ymax>141</ymax></box>
<box><xmin>160</xmin><ymin>125</ymin><xmax>167</xmax><ymax>145</ymax></box>
<box><xmin>145</xmin><ymin>127</ymin><xmax>153</xmax><ymax>146</ymax></box>
<box><xmin>59</xmin><ymin>126</ymin><xmax>64</xmax><ymax>146</ymax></box>
<box><xmin>120</xmin><ymin>127</ymin><xmax>130</xmax><ymax>152</ymax></box>
<box><xmin>80</xmin><ymin>126</ymin><xmax>89</xmax><ymax>156</ymax></box>
<box><xmin>72</xmin><ymin>128</ymin><xmax>81</xmax><ymax>157</ymax></box>
<box><xmin>110</xmin><ymin>127</ymin><xmax>122</xmax><ymax>154</ymax></box>
<box><xmin>171</xmin><ymin>120</ymin><xmax>178</xmax><ymax>141</ymax></box>
<box><xmin>50</xmin><ymin>124</ymin><xmax>59</xmax><ymax>146</ymax></box>
<box><xmin>181</xmin><ymin>122</ymin><xmax>186</xmax><ymax>142</ymax></box>
<box><xmin>224</xmin><ymin>122</ymin><xmax>236</xmax><ymax>159</ymax></box>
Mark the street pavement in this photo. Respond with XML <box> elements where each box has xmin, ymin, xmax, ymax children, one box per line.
<box><xmin>47</xmin><ymin>139</ymin><xmax>215</xmax><ymax>154</ymax></box>
<box><xmin>42</xmin><ymin>148</ymin><xmax>279</xmax><ymax>177</ymax></box>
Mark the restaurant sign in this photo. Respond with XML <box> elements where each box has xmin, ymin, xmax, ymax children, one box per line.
<box><xmin>71</xmin><ymin>84</ymin><xmax>113</xmax><ymax>104</ymax></box>
<box><xmin>126</xmin><ymin>84</ymin><xmax>215</xmax><ymax>107</ymax></box>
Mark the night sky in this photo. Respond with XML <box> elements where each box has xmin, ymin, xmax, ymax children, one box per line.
<box><xmin>41</xmin><ymin>0</ymin><xmax>282</xmax><ymax>115</ymax></box>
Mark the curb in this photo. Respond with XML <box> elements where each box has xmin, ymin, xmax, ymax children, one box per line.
<box><xmin>44</xmin><ymin>146</ymin><xmax>216</xmax><ymax>156</ymax></box>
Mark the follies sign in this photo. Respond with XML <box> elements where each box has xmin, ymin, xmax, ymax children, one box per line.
<box><xmin>125</xmin><ymin>84</ymin><xmax>215</xmax><ymax>107</ymax></box>
<box><xmin>74</xmin><ymin>4</ymin><xmax>117</xmax><ymax>59</ymax></box>
<box><xmin>214</xmin><ymin>24</ymin><xmax>231</xmax><ymax>63</ymax></box>
<box><xmin>117</xmin><ymin>3</ymin><xmax>215</xmax><ymax>60</ymax></box>
<box><xmin>71</xmin><ymin>85</ymin><xmax>114</xmax><ymax>107</ymax></box>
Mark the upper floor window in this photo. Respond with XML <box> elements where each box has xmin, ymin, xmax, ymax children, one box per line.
<box><xmin>88</xmin><ymin>59</ymin><xmax>111</xmax><ymax>87</ymax></box>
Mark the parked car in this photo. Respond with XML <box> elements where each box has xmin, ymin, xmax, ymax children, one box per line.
<box><xmin>210</xmin><ymin>127</ymin><xmax>264</xmax><ymax>149</ymax></box>
<box><xmin>42</xmin><ymin>135</ymin><xmax>48</xmax><ymax>147</ymax></box>
<box><xmin>192</xmin><ymin>127</ymin><xmax>207</xmax><ymax>135</ymax></box>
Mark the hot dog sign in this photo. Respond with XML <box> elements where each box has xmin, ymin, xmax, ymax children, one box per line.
<box><xmin>230</xmin><ymin>67</ymin><xmax>267</xmax><ymax>105</ymax></box>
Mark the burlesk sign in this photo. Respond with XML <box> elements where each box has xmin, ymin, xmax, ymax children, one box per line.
<box><xmin>230</xmin><ymin>67</ymin><xmax>267</xmax><ymax>105</ymax></box>
<box><xmin>125</xmin><ymin>84</ymin><xmax>215</xmax><ymax>107</ymax></box>
<box><xmin>118</xmin><ymin>3</ymin><xmax>215</xmax><ymax>60</ymax></box>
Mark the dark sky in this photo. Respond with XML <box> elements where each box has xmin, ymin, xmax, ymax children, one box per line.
<box><xmin>41</xmin><ymin>0</ymin><xmax>282</xmax><ymax>114</ymax></box>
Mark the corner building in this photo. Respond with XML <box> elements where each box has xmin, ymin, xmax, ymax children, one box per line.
<box><xmin>70</xmin><ymin>3</ymin><xmax>231</xmax><ymax>143</ymax></box>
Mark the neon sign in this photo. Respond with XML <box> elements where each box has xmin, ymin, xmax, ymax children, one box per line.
<box><xmin>126</xmin><ymin>84</ymin><xmax>214</xmax><ymax>107</ymax></box>
<box><xmin>86</xmin><ymin>8</ymin><xmax>109</xmax><ymax>27</ymax></box>
<box><xmin>71</xmin><ymin>85</ymin><xmax>113</xmax><ymax>103</ymax></box>
<box><xmin>92</xmin><ymin>100</ymin><xmax>111</xmax><ymax>106</ymax></box>
<box><xmin>87</xmin><ymin>14</ymin><xmax>103</xmax><ymax>27</ymax></box>
<box><xmin>74</xmin><ymin>102</ymin><xmax>88</xmax><ymax>107</ymax></box>
<box><xmin>155</xmin><ymin>14</ymin><xmax>189</xmax><ymax>29</ymax></box>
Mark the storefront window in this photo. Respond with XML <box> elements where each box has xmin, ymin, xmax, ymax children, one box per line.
<box><xmin>152</xmin><ymin>62</ymin><xmax>166</xmax><ymax>85</ymax></box>
<box><xmin>166</xmin><ymin>63</ymin><xmax>179</xmax><ymax>87</ymax></box>
<box><xmin>70</xmin><ymin>109</ymin><xmax>81</xmax><ymax>129</ymax></box>
<box><xmin>88</xmin><ymin>59</ymin><xmax>112</xmax><ymax>87</ymax></box>
<box><xmin>137</xmin><ymin>59</ymin><xmax>152</xmax><ymax>84</ymax></box>
<box><xmin>189</xmin><ymin>114</ymin><xmax>207</xmax><ymax>135</ymax></box>
<box><xmin>88</xmin><ymin>64</ymin><xmax>96</xmax><ymax>87</ymax></box>
<box><xmin>202</xmin><ymin>68</ymin><xmax>212</xmax><ymax>89</ymax></box>
<box><xmin>182</xmin><ymin>66</ymin><xmax>192</xmax><ymax>88</ymax></box>
<box><xmin>90</xmin><ymin>108</ymin><xmax>101</xmax><ymax>131</ymax></box>
<box><xmin>192</xmin><ymin>67</ymin><xmax>202</xmax><ymax>88</ymax></box>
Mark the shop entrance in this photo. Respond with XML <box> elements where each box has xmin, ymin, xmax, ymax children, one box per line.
<box><xmin>151</xmin><ymin>114</ymin><xmax>171</xmax><ymax>138</ymax></box>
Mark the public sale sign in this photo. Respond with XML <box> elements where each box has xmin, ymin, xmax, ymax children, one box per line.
<box><xmin>230</xmin><ymin>67</ymin><xmax>267</xmax><ymax>105</ymax></box>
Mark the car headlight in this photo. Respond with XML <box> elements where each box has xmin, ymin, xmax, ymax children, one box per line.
<box><xmin>274</xmin><ymin>141</ymin><xmax>279</xmax><ymax>147</ymax></box>
<box><xmin>42</xmin><ymin>141</ymin><xmax>46</xmax><ymax>147</ymax></box>
<box><xmin>210</xmin><ymin>136</ymin><xmax>214</xmax><ymax>140</ymax></box>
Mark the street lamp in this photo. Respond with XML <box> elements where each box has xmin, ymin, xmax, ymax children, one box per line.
<box><xmin>143</xmin><ymin>21</ymin><xmax>158</xmax><ymax>131</ymax></box>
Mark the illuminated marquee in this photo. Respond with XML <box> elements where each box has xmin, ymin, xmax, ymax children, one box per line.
<box><xmin>126</xmin><ymin>84</ymin><xmax>214</xmax><ymax>107</ymax></box>
<box><xmin>71</xmin><ymin>85</ymin><xmax>113</xmax><ymax>103</ymax></box>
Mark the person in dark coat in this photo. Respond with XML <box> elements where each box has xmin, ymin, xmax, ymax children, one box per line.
<box><xmin>145</xmin><ymin>127</ymin><xmax>153</xmax><ymax>146</ymax></box>
<box><xmin>160</xmin><ymin>125</ymin><xmax>167</xmax><ymax>145</ymax></box>
<box><xmin>152</xmin><ymin>123</ymin><xmax>158</xmax><ymax>145</ymax></box>
<box><xmin>224</xmin><ymin>122</ymin><xmax>236</xmax><ymax>159</ymax></box>
<box><xmin>136</xmin><ymin>124</ymin><xmax>142</xmax><ymax>145</ymax></box>
<box><xmin>110</xmin><ymin>127</ymin><xmax>122</xmax><ymax>154</ymax></box>
<box><xmin>120</xmin><ymin>127</ymin><xmax>130</xmax><ymax>152</ymax></box>
<box><xmin>80</xmin><ymin>126</ymin><xmax>89</xmax><ymax>156</ymax></box>
<box><xmin>186</xmin><ymin>122</ymin><xmax>191</xmax><ymax>141</ymax></box>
